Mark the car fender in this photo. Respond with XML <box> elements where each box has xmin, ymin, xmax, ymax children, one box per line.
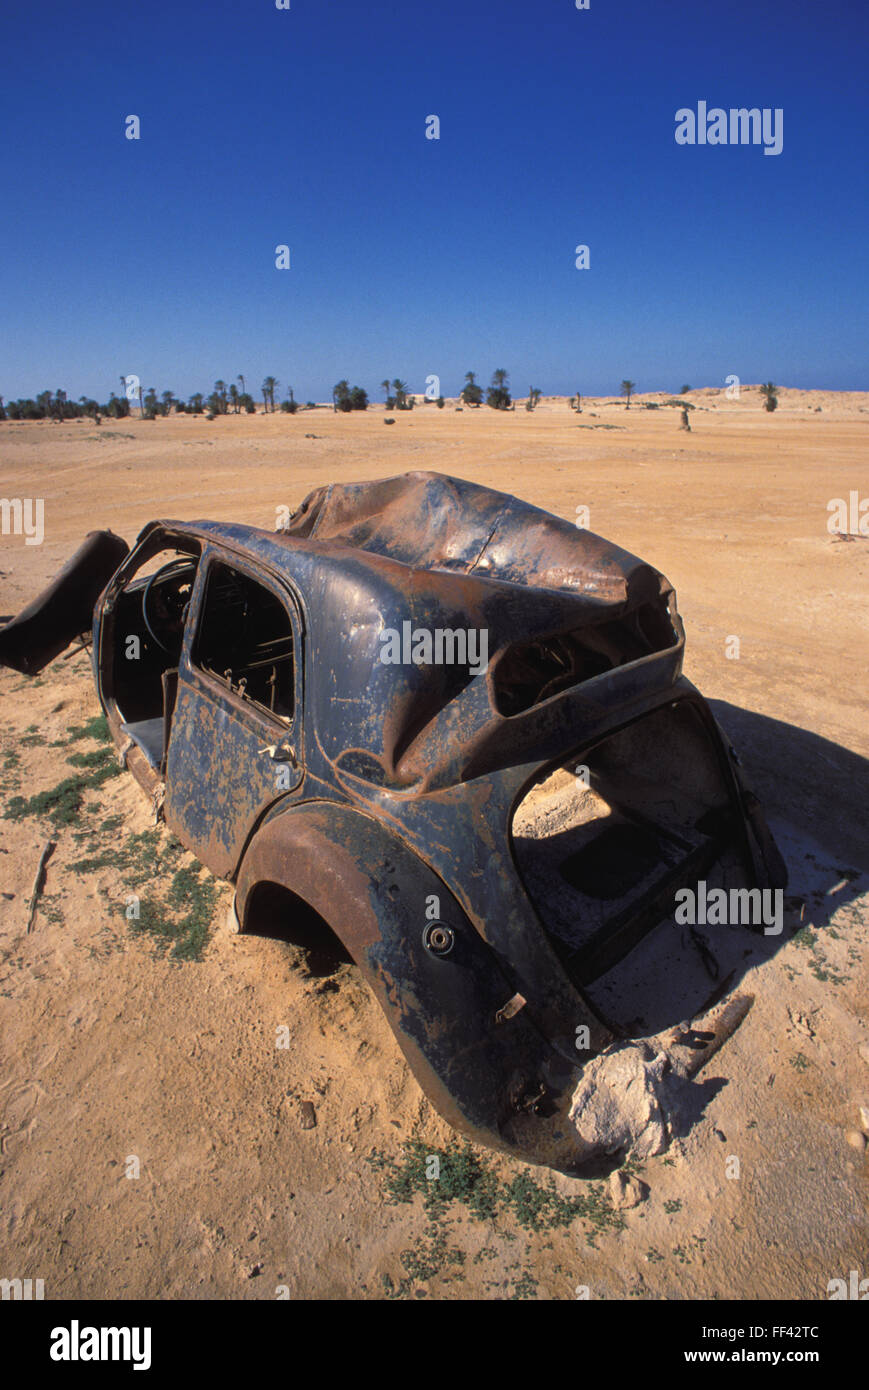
<box><xmin>234</xmin><ymin>800</ymin><xmax>573</xmax><ymax>1160</ymax></box>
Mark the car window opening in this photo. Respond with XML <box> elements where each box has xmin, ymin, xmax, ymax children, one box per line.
<box><xmin>195</xmin><ymin>561</ymin><xmax>295</xmax><ymax>721</ymax></box>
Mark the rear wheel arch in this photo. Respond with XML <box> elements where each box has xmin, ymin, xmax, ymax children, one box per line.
<box><xmin>232</xmin><ymin>800</ymin><xmax>562</xmax><ymax>1159</ymax></box>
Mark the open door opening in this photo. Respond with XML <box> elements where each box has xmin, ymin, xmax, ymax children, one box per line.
<box><xmin>105</xmin><ymin>541</ymin><xmax>201</xmax><ymax>773</ymax></box>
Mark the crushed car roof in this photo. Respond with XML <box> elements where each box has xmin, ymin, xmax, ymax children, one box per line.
<box><xmin>165</xmin><ymin>473</ymin><xmax>683</xmax><ymax>790</ymax></box>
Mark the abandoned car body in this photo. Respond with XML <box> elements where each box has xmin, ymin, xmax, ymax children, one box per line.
<box><xmin>0</xmin><ymin>471</ymin><xmax>787</xmax><ymax>1171</ymax></box>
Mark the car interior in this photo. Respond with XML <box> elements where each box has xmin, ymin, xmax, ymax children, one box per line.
<box><xmin>110</xmin><ymin>542</ymin><xmax>201</xmax><ymax>772</ymax></box>
<box><xmin>110</xmin><ymin>546</ymin><xmax>295</xmax><ymax>774</ymax></box>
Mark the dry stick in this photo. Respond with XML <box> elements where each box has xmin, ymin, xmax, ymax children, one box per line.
<box><xmin>62</xmin><ymin>635</ymin><xmax>92</xmax><ymax>661</ymax></box>
<box><xmin>25</xmin><ymin>840</ymin><xmax>55</xmax><ymax>933</ymax></box>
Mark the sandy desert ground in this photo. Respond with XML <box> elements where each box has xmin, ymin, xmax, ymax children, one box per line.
<box><xmin>1</xmin><ymin>385</ymin><xmax>867</xmax><ymax>1299</ymax></box>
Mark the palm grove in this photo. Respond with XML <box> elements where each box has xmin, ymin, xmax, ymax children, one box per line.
<box><xmin>0</xmin><ymin>371</ymin><xmax>780</xmax><ymax>421</ymax></box>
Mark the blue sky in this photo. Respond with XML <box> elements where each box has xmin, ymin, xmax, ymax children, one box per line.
<box><xmin>1</xmin><ymin>0</ymin><xmax>866</xmax><ymax>403</ymax></box>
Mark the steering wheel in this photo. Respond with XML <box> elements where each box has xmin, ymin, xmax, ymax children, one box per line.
<box><xmin>142</xmin><ymin>558</ymin><xmax>195</xmax><ymax>655</ymax></box>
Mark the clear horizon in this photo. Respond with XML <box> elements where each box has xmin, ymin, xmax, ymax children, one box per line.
<box><xmin>1</xmin><ymin>0</ymin><xmax>866</xmax><ymax>404</ymax></box>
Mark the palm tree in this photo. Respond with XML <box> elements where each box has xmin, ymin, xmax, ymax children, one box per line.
<box><xmin>161</xmin><ymin>390</ymin><xmax>176</xmax><ymax>415</ymax></box>
<box><xmin>461</xmin><ymin>371</ymin><xmax>483</xmax><ymax>407</ymax></box>
<box><xmin>214</xmin><ymin>381</ymin><xmax>228</xmax><ymax>415</ymax></box>
<box><xmin>621</xmin><ymin>379</ymin><xmax>636</xmax><ymax>409</ymax></box>
<box><xmin>238</xmin><ymin>374</ymin><xmax>246</xmax><ymax>401</ymax></box>
<box><xmin>229</xmin><ymin>384</ymin><xmax>239</xmax><ymax>414</ymax></box>
<box><xmin>262</xmin><ymin>377</ymin><xmax>278</xmax><ymax>412</ymax></box>
<box><xmin>760</xmin><ymin>382</ymin><xmax>778</xmax><ymax>412</ymax></box>
<box><xmin>392</xmin><ymin>378</ymin><xmax>408</xmax><ymax>409</ymax></box>
<box><xmin>189</xmin><ymin>393</ymin><xmax>204</xmax><ymax>414</ymax></box>
<box><xmin>486</xmin><ymin>370</ymin><xmax>511</xmax><ymax>411</ymax></box>
<box><xmin>381</xmin><ymin>379</ymin><xmax>391</xmax><ymax>405</ymax></box>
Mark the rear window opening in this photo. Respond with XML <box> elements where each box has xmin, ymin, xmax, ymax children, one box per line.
<box><xmin>511</xmin><ymin>700</ymin><xmax>766</xmax><ymax>1037</ymax></box>
<box><xmin>492</xmin><ymin>600</ymin><xmax>677</xmax><ymax>716</ymax></box>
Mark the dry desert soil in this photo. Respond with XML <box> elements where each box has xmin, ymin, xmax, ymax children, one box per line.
<box><xmin>1</xmin><ymin>385</ymin><xmax>867</xmax><ymax>1299</ymax></box>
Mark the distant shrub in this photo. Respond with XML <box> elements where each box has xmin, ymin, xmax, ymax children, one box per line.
<box><xmin>436</xmin><ymin>396</ymin><xmax>445</xmax><ymax>408</ymax></box>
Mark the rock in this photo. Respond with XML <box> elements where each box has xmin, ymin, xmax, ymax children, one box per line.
<box><xmin>568</xmin><ymin>1044</ymin><xmax>669</xmax><ymax>1163</ymax></box>
<box><xmin>844</xmin><ymin>1129</ymin><xmax>866</xmax><ymax>1152</ymax></box>
<box><xmin>552</xmin><ymin>1171</ymin><xmax>589</xmax><ymax>1199</ymax></box>
<box><xmin>859</xmin><ymin>1106</ymin><xmax>869</xmax><ymax>1134</ymax></box>
<box><xmin>299</xmin><ymin>1100</ymin><xmax>317</xmax><ymax>1130</ymax></box>
<box><xmin>609</xmin><ymin>1170</ymin><xmax>649</xmax><ymax>1210</ymax></box>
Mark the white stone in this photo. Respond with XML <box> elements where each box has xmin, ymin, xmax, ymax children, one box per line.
<box><xmin>569</xmin><ymin>1044</ymin><xmax>669</xmax><ymax>1163</ymax></box>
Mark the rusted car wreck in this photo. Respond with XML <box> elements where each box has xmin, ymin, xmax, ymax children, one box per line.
<box><xmin>0</xmin><ymin>471</ymin><xmax>786</xmax><ymax>1171</ymax></box>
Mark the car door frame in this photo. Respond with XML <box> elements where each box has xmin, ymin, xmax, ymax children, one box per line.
<box><xmin>96</xmin><ymin>524</ymin><xmax>202</xmax><ymax>794</ymax></box>
<box><xmin>163</xmin><ymin>542</ymin><xmax>306</xmax><ymax>877</ymax></box>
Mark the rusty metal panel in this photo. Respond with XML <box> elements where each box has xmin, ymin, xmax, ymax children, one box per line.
<box><xmin>1</xmin><ymin>473</ymin><xmax>787</xmax><ymax>1170</ymax></box>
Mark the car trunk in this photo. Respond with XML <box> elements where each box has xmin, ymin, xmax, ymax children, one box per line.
<box><xmin>511</xmin><ymin>696</ymin><xmax>774</xmax><ymax>1036</ymax></box>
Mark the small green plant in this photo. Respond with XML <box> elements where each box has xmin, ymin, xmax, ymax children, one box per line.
<box><xmin>5</xmin><ymin>758</ymin><xmax>120</xmax><ymax>828</ymax></box>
